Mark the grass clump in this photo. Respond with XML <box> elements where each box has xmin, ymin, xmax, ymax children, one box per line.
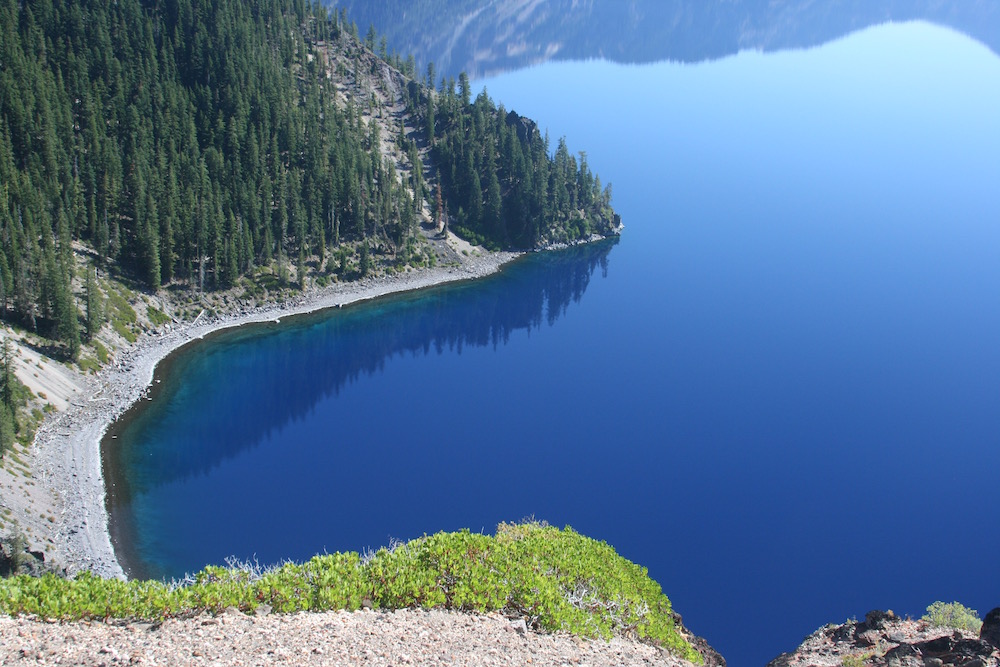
<box><xmin>111</xmin><ymin>319</ymin><xmax>137</xmax><ymax>343</ymax></box>
<box><xmin>106</xmin><ymin>288</ymin><xmax>137</xmax><ymax>325</ymax></box>
<box><xmin>0</xmin><ymin>524</ymin><xmax>699</xmax><ymax>662</ymax></box>
<box><xmin>146</xmin><ymin>306</ymin><xmax>171</xmax><ymax>327</ymax></box>
<box><xmin>922</xmin><ymin>601</ymin><xmax>982</xmax><ymax>633</ymax></box>
<box><xmin>107</xmin><ymin>286</ymin><xmax>138</xmax><ymax>342</ymax></box>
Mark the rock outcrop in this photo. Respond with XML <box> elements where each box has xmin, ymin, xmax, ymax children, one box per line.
<box><xmin>767</xmin><ymin>611</ymin><xmax>1000</xmax><ymax>667</ymax></box>
<box><xmin>0</xmin><ymin>535</ymin><xmax>55</xmax><ymax>577</ymax></box>
<box><xmin>671</xmin><ymin>612</ymin><xmax>726</xmax><ymax>667</ymax></box>
<box><xmin>982</xmin><ymin>608</ymin><xmax>1000</xmax><ymax>651</ymax></box>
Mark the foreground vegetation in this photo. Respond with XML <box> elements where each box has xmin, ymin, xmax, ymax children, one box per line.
<box><xmin>922</xmin><ymin>601</ymin><xmax>983</xmax><ymax>633</ymax></box>
<box><xmin>0</xmin><ymin>523</ymin><xmax>700</xmax><ymax>662</ymax></box>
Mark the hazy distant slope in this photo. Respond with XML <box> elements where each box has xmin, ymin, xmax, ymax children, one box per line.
<box><xmin>329</xmin><ymin>0</ymin><xmax>1000</xmax><ymax>78</ymax></box>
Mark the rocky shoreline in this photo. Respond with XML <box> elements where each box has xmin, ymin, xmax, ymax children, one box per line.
<box><xmin>9</xmin><ymin>250</ymin><xmax>519</xmax><ymax>579</ymax></box>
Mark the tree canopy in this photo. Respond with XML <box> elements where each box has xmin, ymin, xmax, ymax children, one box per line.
<box><xmin>0</xmin><ymin>0</ymin><xmax>617</xmax><ymax>357</ymax></box>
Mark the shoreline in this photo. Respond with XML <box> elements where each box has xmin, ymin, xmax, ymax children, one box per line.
<box><xmin>29</xmin><ymin>250</ymin><xmax>520</xmax><ymax>579</ymax></box>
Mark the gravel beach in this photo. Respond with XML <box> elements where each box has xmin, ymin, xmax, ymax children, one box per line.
<box><xmin>0</xmin><ymin>607</ymin><xmax>702</xmax><ymax>667</ymax></box>
<box><xmin>6</xmin><ymin>250</ymin><xmax>518</xmax><ymax>579</ymax></box>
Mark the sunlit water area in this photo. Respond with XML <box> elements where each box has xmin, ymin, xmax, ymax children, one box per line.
<box><xmin>107</xmin><ymin>22</ymin><xmax>1000</xmax><ymax>666</ymax></box>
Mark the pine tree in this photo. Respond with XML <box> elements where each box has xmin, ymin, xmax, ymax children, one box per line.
<box><xmin>359</xmin><ymin>240</ymin><xmax>370</xmax><ymax>278</ymax></box>
<box><xmin>0</xmin><ymin>337</ymin><xmax>13</xmax><ymax>412</ymax></box>
<box><xmin>0</xmin><ymin>403</ymin><xmax>14</xmax><ymax>457</ymax></box>
<box><xmin>54</xmin><ymin>277</ymin><xmax>80</xmax><ymax>360</ymax></box>
<box><xmin>0</xmin><ymin>336</ymin><xmax>14</xmax><ymax>456</ymax></box>
<box><xmin>85</xmin><ymin>266</ymin><xmax>103</xmax><ymax>342</ymax></box>
<box><xmin>485</xmin><ymin>171</ymin><xmax>503</xmax><ymax>244</ymax></box>
<box><xmin>297</xmin><ymin>247</ymin><xmax>306</xmax><ymax>290</ymax></box>
<box><xmin>426</xmin><ymin>94</ymin><xmax>436</xmax><ymax>147</ymax></box>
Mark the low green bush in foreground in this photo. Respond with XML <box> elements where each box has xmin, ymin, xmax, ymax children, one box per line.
<box><xmin>922</xmin><ymin>601</ymin><xmax>982</xmax><ymax>633</ymax></box>
<box><xmin>0</xmin><ymin>523</ymin><xmax>700</xmax><ymax>663</ymax></box>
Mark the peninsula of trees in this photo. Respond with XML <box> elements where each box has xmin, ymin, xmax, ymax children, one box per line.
<box><xmin>0</xmin><ymin>0</ymin><xmax>619</xmax><ymax>449</ymax></box>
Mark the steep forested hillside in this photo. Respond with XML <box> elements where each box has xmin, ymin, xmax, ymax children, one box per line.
<box><xmin>0</xmin><ymin>0</ymin><xmax>616</xmax><ymax>455</ymax></box>
<box><xmin>429</xmin><ymin>77</ymin><xmax>617</xmax><ymax>249</ymax></box>
<box><xmin>1</xmin><ymin>0</ymin><xmax>406</xmax><ymax>337</ymax></box>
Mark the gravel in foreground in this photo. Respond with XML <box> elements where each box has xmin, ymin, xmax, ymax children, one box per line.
<box><xmin>0</xmin><ymin>608</ymin><xmax>699</xmax><ymax>667</ymax></box>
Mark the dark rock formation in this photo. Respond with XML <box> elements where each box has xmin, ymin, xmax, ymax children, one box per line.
<box><xmin>671</xmin><ymin>611</ymin><xmax>726</xmax><ymax>667</ymax></box>
<box><xmin>504</xmin><ymin>110</ymin><xmax>538</xmax><ymax>146</ymax></box>
<box><xmin>983</xmin><ymin>608</ymin><xmax>1000</xmax><ymax>650</ymax></box>
<box><xmin>864</xmin><ymin>610</ymin><xmax>899</xmax><ymax>631</ymax></box>
<box><xmin>767</xmin><ymin>612</ymin><xmax>1000</xmax><ymax>667</ymax></box>
<box><xmin>915</xmin><ymin>632</ymin><xmax>995</xmax><ymax>666</ymax></box>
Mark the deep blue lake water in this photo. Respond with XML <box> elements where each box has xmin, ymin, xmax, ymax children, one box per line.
<box><xmin>106</xmin><ymin>22</ymin><xmax>1000</xmax><ymax>666</ymax></box>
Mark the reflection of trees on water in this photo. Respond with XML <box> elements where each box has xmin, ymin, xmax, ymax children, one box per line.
<box><xmin>105</xmin><ymin>239</ymin><xmax>616</xmax><ymax>502</ymax></box>
<box><xmin>333</xmin><ymin>0</ymin><xmax>1000</xmax><ymax>79</ymax></box>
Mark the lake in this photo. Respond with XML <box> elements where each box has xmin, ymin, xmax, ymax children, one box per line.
<box><xmin>106</xmin><ymin>21</ymin><xmax>1000</xmax><ymax>666</ymax></box>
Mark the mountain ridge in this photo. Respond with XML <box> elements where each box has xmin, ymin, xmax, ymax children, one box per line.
<box><xmin>329</xmin><ymin>0</ymin><xmax>1000</xmax><ymax>78</ymax></box>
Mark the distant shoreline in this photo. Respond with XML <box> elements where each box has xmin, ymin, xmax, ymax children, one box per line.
<box><xmin>31</xmin><ymin>249</ymin><xmax>520</xmax><ymax>579</ymax></box>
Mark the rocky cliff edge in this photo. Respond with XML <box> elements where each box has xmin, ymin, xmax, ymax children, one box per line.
<box><xmin>768</xmin><ymin>609</ymin><xmax>1000</xmax><ymax>667</ymax></box>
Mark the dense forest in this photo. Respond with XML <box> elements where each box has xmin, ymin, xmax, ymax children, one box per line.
<box><xmin>427</xmin><ymin>74</ymin><xmax>616</xmax><ymax>249</ymax></box>
<box><xmin>0</xmin><ymin>0</ymin><xmax>615</xmax><ymax>338</ymax></box>
<box><xmin>0</xmin><ymin>0</ymin><xmax>617</xmax><ymax>453</ymax></box>
<box><xmin>1</xmin><ymin>0</ymin><xmax>402</xmax><ymax>340</ymax></box>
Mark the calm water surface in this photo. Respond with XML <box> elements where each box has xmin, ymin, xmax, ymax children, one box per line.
<box><xmin>107</xmin><ymin>22</ymin><xmax>1000</xmax><ymax>666</ymax></box>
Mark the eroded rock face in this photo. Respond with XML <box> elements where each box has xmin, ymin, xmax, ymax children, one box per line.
<box><xmin>767</xmin><ymin>611</ymin><xmax>1000</xmax><ymax>667</ymax></box>
<box><xmin>982</xmin><ymin>608</ymin><xmax>1000</xmax><ymax>650</ymax></box>
<box><xmin>504</xmin><ymin>110</ymin><xmax>538</xmax><ymax>145</ymax></box>
<box><xmin>671</xmin><ymin>611</ymin><xmax>726</xmax><ymax>667</ymax></box>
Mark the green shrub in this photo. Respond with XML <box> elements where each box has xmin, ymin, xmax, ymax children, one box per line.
<box><xmin>0</xmin><ymin>524</ymin><xmax>699</xmax><ymax>662</ymax></box>
<box><xmin>146</xmin><ymin>306</ymin><xmax>171</xmax><ymax>327</ymax></box>
<box><xmin>107</xmin><ymin>289</ymin><xmax>137</xmax><ymax>324</ymax></box>
<box><xmin>78</xmin><ymin>357</ymin><xmax>100</xmax><ymax>373</ymax></box>
<box><xmin>922</xmin><ymin>601</ymin><xmax>982</xmax><ymax>633</ymax></box>
<box><xmin>111</xmin><ymin>319</ymin><xmax>137</xmax><ymax>343</ymax></box>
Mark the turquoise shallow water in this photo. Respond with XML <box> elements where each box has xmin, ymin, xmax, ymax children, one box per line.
<box><xmin>107</xmin><ymin>22</ymin><xmax>1000</xmax><ymax>666</ymax></box>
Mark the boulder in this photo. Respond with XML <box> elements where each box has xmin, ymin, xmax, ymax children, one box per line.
<box><xmin>884</xmin><ymin>643</ymin><xmax>922</xmax><ymax>667</ymax></box>
<box><xmin>504</xmin><ymin>110</ymin><xmax>538</xmax><ymax>144</ymax></box>
<box><xmin>863</xmin><ymin>609</ymin><xmax>898</xmax><ymax>631</ymax></box>
<box><xmin>915</xmin><ymin>633</ymin><xmax>995</xmax><ymax>666</ymax></box>
<box><xmin>982</xmin><ymin>608</ymin><xmax>1000</xmax><ymax>650</ymax></box>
